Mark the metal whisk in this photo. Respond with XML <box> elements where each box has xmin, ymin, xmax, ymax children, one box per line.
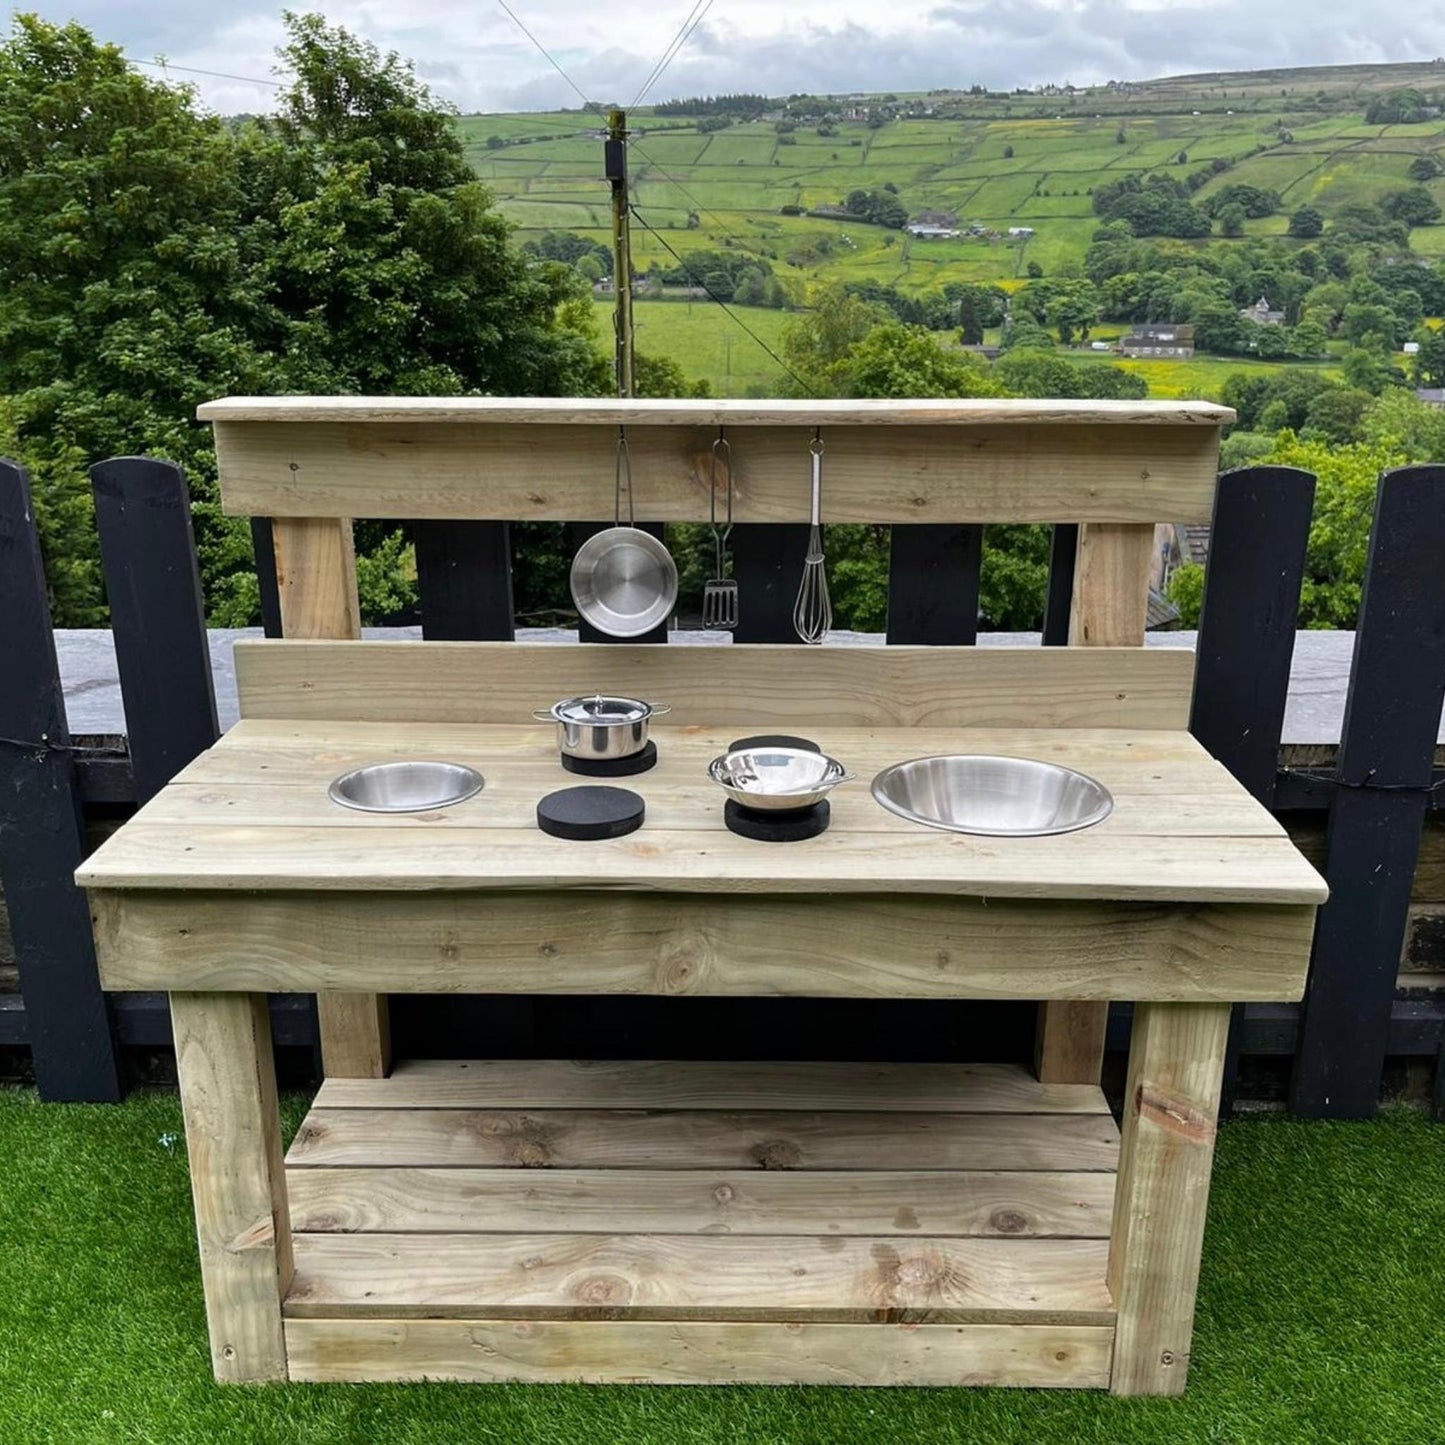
<box><xmin>793</xmin><ymin>430</ymin><xmax>832</xmax><ymax>645</ymax></box>
<box><xmin>702</xmin><ymin>429</ymin><xmax>737</xmax><ymax>630</ymax></box>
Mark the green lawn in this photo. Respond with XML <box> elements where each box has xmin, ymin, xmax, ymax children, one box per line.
<box><xmin>2</xmin><ymin>1089</ymin><xmax>1443</xmax><ymax>1443</ymax></box>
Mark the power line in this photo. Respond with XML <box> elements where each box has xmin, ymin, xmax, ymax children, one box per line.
<box><xmin>628</xmin><ymin>203</ymin><xmax>813</xmax><ymax>396</ymax></box>
<box><xmin>631</xmin><ymin>0</ymin><xmax>716</xmax><ymax>110</ymax></box>
<box><xmin>133</xmin><ymin>58</ymin><xmax>283</xmax><ymax>88</ymax></box>
<box><xmin>627</xmin><ymin>136</ymin><xmax>754</xmax><ymax>249</ymax></box>
<box><xmin>493</xmin><ymin>0</ymin><xmax>602</xmax><ymax>116</ymax></box>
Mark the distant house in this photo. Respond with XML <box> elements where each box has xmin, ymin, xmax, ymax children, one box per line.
<box><xmin>1240</xmin><ymin>296</ymin><xmax>1286</xmax><ymax>326</ymax></box>
<box><xmin>1117</xmin><ymin>323</ymin><xmax>1196</xmax><ymax>359</ymax></box>
<box><xmin>906</xmin><ymin>224</ymin><xmax>961</xmax><ymax>239</ymax></box>
<box><xmin>910</xmin><ymin>209</ymin><xmax>959</xmax><ymax>229</ymax></box>
<box><xmin>1007</xmin><ymin>226</ymin><xmax>1035</xmax><ymax>238</ymax></box>
<box><xmin>1418</xmin><ymin>388</ymin><xmax>1445</xmax><ymax>408</ymax></box>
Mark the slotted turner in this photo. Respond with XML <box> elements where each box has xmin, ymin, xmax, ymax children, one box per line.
<box><xmin>702</xmin><ymin>429</ymin><xmax>737</xmax><ymax>631</ymax></box>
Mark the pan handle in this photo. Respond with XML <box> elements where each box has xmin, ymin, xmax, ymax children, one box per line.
<box><xmin>531</xmin><ymin>708</ymin><xmax>557</xmax><ymax>722</ymax></box>
<box><xmin>647</xmin><ymin>703</ymin><xmax>672</xmax><ymax>717</ymax></box>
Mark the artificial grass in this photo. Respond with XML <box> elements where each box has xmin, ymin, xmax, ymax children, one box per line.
<box><xmin>1</xmin><ymin>1090</ymin><xmax>1442</xmax><ymax>1444</ymax></box>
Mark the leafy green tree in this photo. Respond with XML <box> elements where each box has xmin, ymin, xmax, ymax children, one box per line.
<box><xmin>1218</xmin><ymin>202</ymin><xmax>1247</xmax><ymax>238</ymax></box>
<box><xmin>1408</xmin><ymin>155</ymin><xmax>1442</xmax><ymax>182</ymax></box>
<box><xmin>1412</xmin><ymin>327</ymin><xmax>1445</xmax><ymax>387</ymax></box>
<box><xmin>1360</xmin><ymin>386</ymin><xmax>1445</xmax><ymax>459</ymax></box>
<box><xmin>1381</xmin><ymin>186</ymin><xmax>1443</xmax><ymax>228</ymax></box>
<box><xmin>1288</xmin><ymin>206</ymin><xmax>1324</xmax><ymax>238</ymax></box>
<box><xmin>1302</xmin><ymin>387</ymin><xmax>1374</xmax><ymax>444</ymax></box>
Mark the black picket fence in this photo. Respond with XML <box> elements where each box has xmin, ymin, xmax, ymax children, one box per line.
<box><xmin>2</xmin><ymin>455</ymin><xmax>1444</xmax><ymax>1119</ymax></box>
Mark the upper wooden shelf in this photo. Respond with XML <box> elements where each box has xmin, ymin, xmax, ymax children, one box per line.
<box><xmin>197</xmin><ymin>397</ymin><xmax>1235</xmax><ymax>427</ymax></box>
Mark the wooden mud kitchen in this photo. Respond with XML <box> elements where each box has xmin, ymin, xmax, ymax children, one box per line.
<box><xmin>78</xmin><ymin>398</ymin><xmax>1326</xmax><ymax>1393</ymax></box>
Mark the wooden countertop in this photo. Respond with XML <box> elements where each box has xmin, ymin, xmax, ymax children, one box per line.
<box><xmin>78</xmin><ymin>721</ymin><xmax>1327</xmax><ymax>904</ymax></box>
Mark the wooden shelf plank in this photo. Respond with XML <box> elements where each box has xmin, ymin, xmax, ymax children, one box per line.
<box><xmin>284</xmin><ymin>1317</ymin><xmax>1115</xmax><ymax>1387</ymax></box>
<box><xmin>287</xmin><ymin>1166</ymin><xmax>1116</xmax><ymax>1238</ymax></box>
<box><xmin>286</xmin><ymin>1107</ymin><xmax>1121</xmax><ymax>1172</ymax></box>
<box><xmin>313</xmin><ymin>1059</ymin><xmax>1111</xmax><ymax>1114</ymax></box>
<box><xmin>283</xmin><ymin>1232</ymin><xmax>1115</xmax><ymax>1323</ymax></box>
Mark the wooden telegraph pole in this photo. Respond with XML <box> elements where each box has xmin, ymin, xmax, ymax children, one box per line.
<box><xmin>605</xmin><ymin>107</ymin><xmax>635</xmax><ymax>397</ymax></box>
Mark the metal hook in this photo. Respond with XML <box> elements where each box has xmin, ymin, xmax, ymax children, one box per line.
<box><xmin>810</xmin><ymin>427</ymin><xmax>824</xmax><ymax>458</ymax></box>
<box><xmin>615</xmin><ymin>425</ymin><xmax>634</xmax><ymax>528</ymax></box>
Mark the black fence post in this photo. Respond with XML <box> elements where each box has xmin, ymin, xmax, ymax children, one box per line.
<box><xmin>731</xmin><ymin>524</ymin><xmax>811</xmax><ymax>643</ymax></box>
<box><xmin>0</xmin><ymin>460</ymin><xmax>123</xmax><ymax>1100</ymax></box>
<box><xmin>1187</xmin><ymin>466</ymin><xmax>1316</xmax><ymax>1112</ymax></box>
<box><xmin>1292</xmin><ymin>464</ymin><xmax>1445</xmax><ymax>1119</ymax></box>
<box><xmin>886</xmin><ymin>526</ymin><xmax>982</xmax><ymax>644</ymax></box>
<box><xmin>250</xmin><ymin>518</ymin><xmax>283</xmax><ymax>638</ymax></box>
<box><xmin>415</xmin><ymin>521</ymin><xmax>515</xmax><ymax>640</ymax></box>
<box><xmin>91</xmin><ymin>459</ymin><xmax>219</xmax><ymax>804</ymax></box>
<box><xmin>1042</xmin><ymin>523</ymin><xmax>1078</xmax><ymax>645</ymax></box>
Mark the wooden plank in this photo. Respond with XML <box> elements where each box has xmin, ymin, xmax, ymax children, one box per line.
<box><xmin>886</xmin><ymin>525</ymin><xmax>982</xmax><ymax>645</ymax></box>
<box><xmin>270</xmin><ymin>515</ymin><xmax>385</xmax><ymax>1080</ymax></box>
<box><xmin>1292</xmin><ymin>465</ymin><xmax>1445</xmax><ymax>1119</ymax></box>
<box><xmin>286</xmin><ymin>1166</ymin><xmax>1116</xmax><ymax>1237</ymax></box>
<box><xmin>286</xmin><ymin>1107</ymin><xmax>1121</xmax><ymax>1172</ymax></box>
<box><xmin>271</xmin><ymin>517</ymin><xmax>362</xmax><ymax>640</ymax></box>
<box><xmin>1108</xmin><ymin>1000</ymin><xmax>1231</xmax><ymax>1396</ymax></box>
<box><xmin>313</xmin><ymin>1058</ymin><xmax>1110</xmax><ymax>1113</ymax></box>
<box><xmin>91</xmin><ymin>457</ymin><xmax>220</xmax><ymax>804</ymax></box>
<box><xmin>283</xmin><ymin>1231</ymin><xmax>1115</xmax><ymax>1322</ymax></box>
<box><xmin>231</xmin><ymin>640</ymin><xmax>1196</xmax><ymax>729</ymax></box>
<box><xmin>1038</xmin><ymin>520</ymin><xmax>1158</xmax><ymax>1085</ymax></box>
<box><xmin>199</xmin><ymin>396</ymin><xmax>1234</xmax><ymax>426</ymax></box>
<box><xmin>413</xmin><ymin>520</ymin><xmax>515</xmax><ymax>641</ymax></box>
<box><xmin>0</xmin><ymin>459</ymin><xmax>121</xmax><ymax>1102</ymax></box>
<box><xmin>284</xmin><ymin>1317</ymin><xmax>1115</xmax><ymax>1387</ymax></box>
<box><xmin>88</xmin><ymin>888</ymin><xmax>1321</xmax><ymax>998</ymax></box>
<box><xmin>171</xmin><ymin>992</ymin><xmax>291</xmax><ymax>1382</ymax></box>
<box><xmin>208</xmin><ymin>419</ymin><xmax>1225</xmax><ymax>524</ymax></box>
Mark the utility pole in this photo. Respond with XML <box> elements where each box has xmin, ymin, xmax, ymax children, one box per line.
<box><xmin>605</xmin><ymin>107</ymin><xmax>635</xmax><ymax>398</ymax></box>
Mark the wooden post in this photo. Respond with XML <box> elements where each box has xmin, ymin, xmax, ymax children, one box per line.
<box><xmin>250</xmin><ymin>519</ymin><xmax>283</xmax><ymax>637</ymax></box>
<box><xmin>732</xmin><ymin>524</ymin><xmax>812</xmax><ymax>643</ymax></box>
<box><xmin>171</xmin><ymin>991</ymin><xmax>291</xmax><ymax>1383</ymax></box>
<box><xmin>886</xmin><ymin>525</ymin><xmax>982</xmax><ymax>645</ymax></box>
<box><xmin>272</xmin><ymin>516</ymin><xmax>389</xmax><ymax>1078</ymax></box>
<box><xmin>91</xmin><ymin>458</ymin><xmax>220</xmax><ymax>804</ymax></box>
<box><xmin>1035</xmin><ymin>522</ymin><xmax>1154</xmax><ymax>1083</ymax></box>
<box><xmin>0</xmin><ymin>459</ymin><xmax>123</xmax><ymax>1101</ymax></box>
<box><xmin>414</xmin><ymin>520</ymin><xmax>515</xmax><ymax>640</ymax></box>
<box><xmin>1109</xmin><ymin>1000</ymin><xmax>1231</xmax><ymax>1396</ymax></box>
<box><xmin>1041</xmin><ymin>523</ymin><xmax>1078</xmax><ymax>646</ymax></box>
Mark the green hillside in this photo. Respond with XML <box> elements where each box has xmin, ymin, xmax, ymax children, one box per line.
<box><xmin>457</xmin><ymin>62</ymin><xmax>1445</xmax><ymax>394</ymax></box>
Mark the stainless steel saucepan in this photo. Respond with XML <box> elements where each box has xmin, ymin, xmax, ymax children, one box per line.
<box><xmin>534</xmin><ymin>694</ymin><xmax>672</xmax><ymax>763</ymax></box>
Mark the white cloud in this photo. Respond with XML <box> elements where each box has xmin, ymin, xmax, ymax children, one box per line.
<box><xmin>11</xmin><ymin>0</ymin><xmax>1445</xmax><ymax>114</ymax></box>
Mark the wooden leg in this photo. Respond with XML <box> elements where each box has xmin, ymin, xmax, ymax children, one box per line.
<box><xmin>1034</xmin><ymin>1001</ymin><xmax>1109</xmax><ymax>1084</ymax></box>
<box><xmin>171</xmin><ymin>992</ymin><xmax>292</xmax><ymax>1383</ymax></box>
<box><xmin>317</xmin><ymin>992</ymin><xmax>392</xmax><ymax>1078</ymax></box>
<box><xmin>1108</xmin><ymin>1001</ymin><xmax>1231</xmax><ymax>1396</ymax></box>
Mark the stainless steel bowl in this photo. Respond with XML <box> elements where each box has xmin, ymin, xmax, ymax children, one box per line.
<box><xmin>328</xmin><ymin>761</ymin><xmax>484</xmax><ymax>813</ymax></box>
<box><xmin>533</xmin><ymin>694</ymin><xmax>671</xmax><ymax>762</ymax></box>
<box><xmin>708</xmin><ymin>746</ymin><xmax>855</xmax><ymax>812</ymax></box>
<box><xmin>870</xmin><ymin>755</ymin><xmax>1113</xmax><ymax>837</ymax></box>
<box><xmin>570</xmin><ymin>526</ymin><xmax>679</xmax><ymax>638</ymax></box>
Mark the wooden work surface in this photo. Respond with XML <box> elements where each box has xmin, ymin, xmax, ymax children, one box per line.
<box><xmin>79</xmin><ymin>719</ymin><xmax>1325</xmax><ymax>905</ymax></box>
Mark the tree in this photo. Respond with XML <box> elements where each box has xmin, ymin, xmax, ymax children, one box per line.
<box><xmin>1288</xmin><ymin>206</ymin><xmax>1324</xmax><ymax>238</ymax></box>
<box><xmin>1218</xmin><ymin>202</ymin><xmax>1247</xmax><ymax>238</ymax></box>
<box><xmin>1302</xmin><ymin>387</ymin><xmax>1373</xmax><ymax>444</ymax></box>
<box><xmin>957</xmin><ymin>291</ymin><xmax>985</xmax><ymax>345</ymax></box>
<box><xmin>1003</xmin><ymin>144</ymin><xmax>1015</xmax><ymax>159</ymax></box>
<box><xmin>0</xmin><ymin>14</ymin><xmax>607</xmax><ymax>626</ymax></box>
<box><xmin>1381</xmin><ymin>186</ymin><xmax>1443</xmax><ymax>228</ymax></box>
<box><xmin>1412</xmin><ymin>327</ymin><xmax>1445</xmax><ymax>387</ymax></box>
<box><xmin>1408</xmin><ymin>155</ymin><xmax>1443</xmax><ymax>182</ymax></box>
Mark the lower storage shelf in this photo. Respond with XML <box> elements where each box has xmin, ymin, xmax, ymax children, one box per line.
<box><xmin>283</xmin><ymin>1058</ymin><xmax>1120</xmax><ymax>1386</ymax></box>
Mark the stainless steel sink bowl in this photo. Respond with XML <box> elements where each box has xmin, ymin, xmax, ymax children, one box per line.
<box><xmin>328</xmin><ymin>761</ymin><xmax>484</xmax><ymax>813</ymax></box>
<box><xmin>870</xmin><ymin>755</ymin><xmax>1113</xmax><ymax>837</ymax></box>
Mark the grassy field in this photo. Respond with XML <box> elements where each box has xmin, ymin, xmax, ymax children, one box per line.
<box><xmin>3</xmin><ymin>1088</ymin><xmax>1444</xmax><ymax>1443</ymax></box>
<box><xmin>460</xmin><ymin>63</ymin><xmax>1445</xmax><ymax>396</ymax></box>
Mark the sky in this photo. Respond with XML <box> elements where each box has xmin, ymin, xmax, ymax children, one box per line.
<box><xmin>20</xmin><ymin>0</ymin><xmax>1445</xmax><ymax>115</ymax></box>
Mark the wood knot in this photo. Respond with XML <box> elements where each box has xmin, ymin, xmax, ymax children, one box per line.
<box><xmin>892</xmin><ymin>1206</ymin><xmax>921</xmax><ymax>1231</ymax></box>
<box><xmin>750</xmin><ymin>1139</ymin><xmax>802</xmax><ymax>1170</ymax></box>
<box><xmin>1137</xmin><ymin>1084</ymin><xmax>1215</xmax><ymax>1144</ymax></box>
<box><xmin>572</xmin><ymin>1273</ymin><xmax>632</xmax><ymax>1306</ymax></box>
<box><xmin>989</xmin><ymin>1209</ymin><xmax>1029</xmax><ymax>1235</ymax></box>
<box><xmin>712</xmin><ymin>1182</ymin><xmax>736</xmax><ymax>1205</ymax></box>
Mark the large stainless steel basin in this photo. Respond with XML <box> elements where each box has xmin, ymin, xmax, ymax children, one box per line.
<box><xmin>871</xmin><ymin>755</ymin><xmax>1113</xmax><ymax>837</ymax></box>
<box><xmin>328</xmin><ymin>761</ymin><xmax>484</xmax><ymax>813</ymax></box>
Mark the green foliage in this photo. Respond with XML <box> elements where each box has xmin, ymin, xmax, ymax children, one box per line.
<box><xmin>842</xmin><ymin>187</ymin><xmax>908</xmax><ymax>229</ymax></box>
<box><xmin>0</xmin><ymin>14</ymin><xmax>606</xmax><ymax>625</ymax></box>
<box><xmin>1092</xmin><ymin>174</ymin><xmax>1212</xmax><ymax>238</ymax></box>
<box><xmin>1202</xmin><ymin>184</ymin><xmax>1281</xmax><ymax>219</ymax></box>
<box><xmin>1364</xmin><ymin>87</ymin><xmax>1441</xmax><ymax>124</ymax></box>
<box><xmin>1166</xmin><ymin>560</ymin><xmax>1206</xmax><ymax>627</ymax></box>
<box><xmin>1381</xmin><ymin>187</ymin><xmax>1443</xmax><ymax>228</ymax></box>
<box><xmin>1219</xmin><ymin>203</ymin><xmax>1247</xmax><ymax>238</ymax></box>
<box><xmin>1408</xmin><ymin>155</ymin><xmax>1442</xmax><ymax>182</ymax></box>
<box><xmin>1288</xmin><ymin>206</ymin><xmax>1325</xmax><ymax>238</ymax></box>
<box><xmin>524</xmin><ymin>230</ymin><xmax>612</xmax><ymax>275</ymax></box>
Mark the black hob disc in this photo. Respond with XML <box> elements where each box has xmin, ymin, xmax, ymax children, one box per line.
<box><xmin>727</xmin><ymin>734</ymin><xmax>821</xmax><ymax>754</ymax></box>
<box><xmin>561</xmin><ymin>740</ymin><xmax>658</xmax><ymax>777</ymax></box>
<box><xmin>537</xmin><ymin>785</ymin><xmax>646</xmax><ymax>841</ymax></box>
<box><xmin>724</xmin><ymin>798</ymin><xmax>830</xmax><ymax>842</ymax></box>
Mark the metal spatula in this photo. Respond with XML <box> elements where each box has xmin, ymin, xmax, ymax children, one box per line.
<box><xmin>702</xmin><ymin>430</ymin><xmax>737</xmax><ymax>631</ymax></box>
